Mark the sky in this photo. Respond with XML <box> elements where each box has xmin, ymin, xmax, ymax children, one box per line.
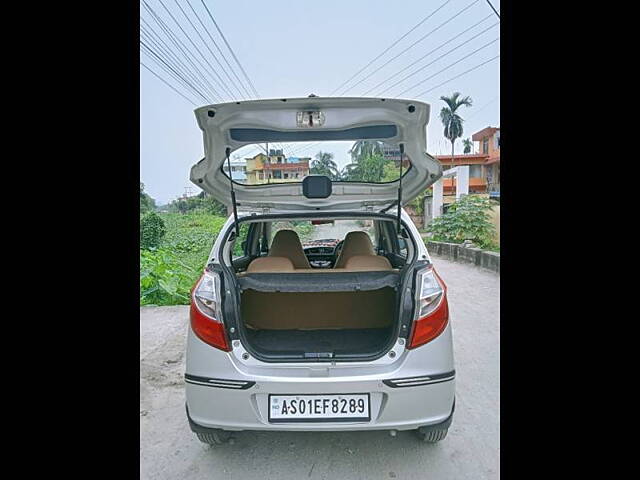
<box><xmin>140</xmin><ymin>0</ymin><xmax>500</xmax><ymax>204</ymax></box>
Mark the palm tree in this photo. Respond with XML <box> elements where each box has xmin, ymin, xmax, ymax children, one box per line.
<box><xmin>348</xmin><ymin>140</ymin><xmax>385</xmax><ymax>163</ymax></box>
<box><xmin>440</xmin><ymin>92</ymin><xmax>473</xmax><ymax>167</ymax></box>
<box><xmin>310</xmin><ymin>151</ymin><xmax>339</xmax><ymax>179</ymax></box>
<box><xmin>462</xmin><ymin>138</ymin><xmax>473</xmax><ymax>154</ymax></box>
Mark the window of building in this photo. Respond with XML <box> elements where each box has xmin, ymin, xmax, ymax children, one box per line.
<box><xmin>469</xmin><ymin>164</ymin><xmax>482</xmax><ymax>178</ymax></box>
<box><xmin>482</xmin><ymin>137</ymin><xmax>489</xmax><ymax>154</ymax></box>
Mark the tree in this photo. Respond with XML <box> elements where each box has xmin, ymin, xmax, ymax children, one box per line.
<box><xmin>140</xmin><ymin>211</ymin><xmax>166</xmax><ymax>249</ymax></box>
<box><xmin>382</xmin><ymin>162</ymin><xmax>401</xmax><ymax>182</ymax></box>
<box><xmin>439</xmin><ymin>92</ymin><xmax>473</xmax><ymax>164</ymax></box>
<box><xmin>310</xmin><ymin>151</ymin><xmax>339</xmax><ymax>179</ymax></box>
<box><xmin>341</xmin><ymin>153</ymin><xmax>388</xmax><ymax>182</ymax></box>
<box><xmin>167</xmin><ymin>192</ymin><xmax>226</xmax><ymax>216</ymax></box>
<box><xmin>348</xmin><ymin>140</ymin><xmax>385</xmax><ymax>163</ymax></box>
<box><xmin>462</xmin><ymin>138</ymin><xmax>473</xmax><ymax>154</ymax></box>
<box><xmin>140</xmin><ymin>182</ymin><xmax>156</xmax><ymax>214</ymax></box>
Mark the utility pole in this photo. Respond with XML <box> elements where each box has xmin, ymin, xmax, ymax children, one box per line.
<box><xmin>266</xmin><ymin>141</ymin><xmax>270</xmax><ymax>184</ymax></box>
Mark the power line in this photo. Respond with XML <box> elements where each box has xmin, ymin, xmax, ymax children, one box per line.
<box><xmin>151</xmin><ymin>0</ymin><xmax>236</xmax><ymax>100</ymax></box>
<box><xmin>141</xmin><ymin>46</ymin><xmax>204</xmax><ymax>101</ymax></box>
<box><xmin>140</xmin><ymin>24</ymin><xmax>218</xmax><ymax>102</ymax></box>
<box><xmin>199</xmin><ymin>0</ymin><xmax>261</xmax><ymax>98</ymax></box>
<box><xmin>142</xmin><ymin>0</ymin><xmax>232</xmax><ymax>101</ymax></box>
<box><xmin>395</xmin><ymin>37</ymin><xmax>499</xmax><ymax>97</ymax></box>
<box><xmin>175</xmin><ymin>0</ymin><xmax>250</xmax><ymax>100</ymax></box>
<box><xmin>376</xmin><ymin>21</ymin><xmax>498</xmax><ymax>97</ymax></box>
<box><xmin>414</xmin><ymin>54</ymin><xmax>499</xmax><ymax>97</ymax></box>
<box><xmin>141</xmin><ymin>62</ymin><xmax>198</xmax><ymax>105</ymax></box>
<box><xmin>485</xmin><ymin>0</ymin><xmax>500</xmax><ymax>18</ymax></box>
<box><xmin>185</xmin><ymin>0</ymin><xmax>254</xmax><ymax>100</ymax></box>
<box><xmin>140</xmin><ymin>13</ymin><xmax>223</xmax><ymax>102</ymax></box>
<box><xmin>165</xmin><ymin>0</ymin><xmax>243</xmax><ymax>99</ymax></box>
<box><xmin>362</xmin><ymin>13</ymin><xmax>494</xmax><ymax>96</ymax></box>
<box><xmin>140</xmin><ymin>40</ymin><xmax>209</xmax><ymax>102</ymax></box>
<box><xmin>140</xmin><ymin>26</ymin><xmax>212</xmax><ymax>102</ymax></box>
<box><xmin>464</xmin><ymin>95</ymin><xmax>499</xmax><ymax>121</ymax></box>
<box><xmin>329</xmin><ymin>0</ymin><xmax>453</xmax><ymax>96</ymax></box>
<box><xmin>342</xmin><ymin>0</ymin><xmax>481</xmax><ymax>96</ymax></box>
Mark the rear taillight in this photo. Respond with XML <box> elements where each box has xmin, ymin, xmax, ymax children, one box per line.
<box><xmin>408</xmin><ymin>267</ymin><xmax>449</xmax><ymax>349</ymax></box>
<box><xmin>190</xmin><ymin>272</ymin><xmax>230</xmax><ymax>352</ymax></box>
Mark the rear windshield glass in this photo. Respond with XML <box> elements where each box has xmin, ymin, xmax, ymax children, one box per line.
<box><xmin>269</xmin><ymin>219</ymin><xmax>376</xmax><ymax>247</ymax></box>
<box><xmin>223</xmin><ymin>140</ymin><xmax>411</xmax><ymax>185</ymax></box>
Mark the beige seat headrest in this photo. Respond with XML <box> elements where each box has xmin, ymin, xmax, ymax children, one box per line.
<box><xmin>334</xmin><ymin>231</ymin><xmax>376</xmax><ymax>269</ymax></box>
<box><xmin>344</xmin><ymin>255</ymin><xmax>392</xmax><ymax>271</ymax></box>
<box><xmin>246</xmin><ymin>256</ymin><xmax>294</xmax><ymax>273</ymax></box>
<box><xmin>269</xmin><ymin>230</ymin><xmax>311</xmax><ymax>269</ymax></box>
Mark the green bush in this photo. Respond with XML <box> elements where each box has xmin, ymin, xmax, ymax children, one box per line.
<box><xmin>140</xmin><ymin>212</ymin><xmax>166</xmax><ymax>249</ymax></box>
<box><xmin>426</xmin><ymin>195</ymin><xmax>497</xmax><ymax>249</ymax></box>
<box><xmin>139</xmin><ymin>212</ymin><xmax>227</xmax><ymax>305</ymax></box>
<box><xmin>140</xmin><ymin>248</ymin><xmax>196</xmax><ymax>305</ymax></box>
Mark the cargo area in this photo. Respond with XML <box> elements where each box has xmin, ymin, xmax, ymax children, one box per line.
<box><xmin>227</xmin><ymin>218</ymin><xmax>413</xmax><ymax>361</ymax></box>
<box><xmin>240</xmin><ymin>288</ymin><xmax>397</xmax><ymax>359</ymax></box>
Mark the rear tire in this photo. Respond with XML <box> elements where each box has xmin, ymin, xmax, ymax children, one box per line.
<box><xmin>415</xmin><ymin>427</ymin><xmax>449</xmax><ymax>443</ymax></box>
<box><xmin>196</xmin><ymin>430</ymin><xmax>233</xmax><ymax>445</ymax></box>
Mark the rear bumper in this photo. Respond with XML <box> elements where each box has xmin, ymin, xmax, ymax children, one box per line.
<box><xmin>185</xmin><ymin>319</ymin><xmax>455</xmax><ymax>432</ymax></box>
<box><xmin>185</xmin><ymin>373</ymin><xmax>455</xmax><ymax>432</ymax></box>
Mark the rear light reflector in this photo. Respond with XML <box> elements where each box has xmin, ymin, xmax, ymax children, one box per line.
<box><xmin>184</xmin><ymin>374</ymin><xmax>254</xmax><ymax>390</ymax></box>
<box><xmin>408</xmin><ymin>268</ymin><xmax>449</xmax><ymax>349</ymax></box>
<box><xmin>190</xmin><ymin>272</ymin><xmax>231</xmax><ymax>352</ymax></box>
<box><xmin>382</xmin><ymin>370</ymin><xmax>455</xmax><ymax>388</ymax></box>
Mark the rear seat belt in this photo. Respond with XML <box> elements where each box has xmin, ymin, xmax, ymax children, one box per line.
<box><xmin>261</xmin><ymin>223</ymin><xmax>269</xmax><ymax>254</ymax></box>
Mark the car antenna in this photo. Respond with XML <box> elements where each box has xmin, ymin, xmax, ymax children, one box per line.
<box><xmin>226</xmin><ymin>147</ymin><xmax>240</xmax><ymax>237</ymax></box>
<box><xmin>397</xmin><ymin>143</ymin><xmax>404</xmax><ymax>233</ymax></box>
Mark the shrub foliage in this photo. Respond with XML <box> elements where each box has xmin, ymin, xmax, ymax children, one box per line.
<box><xmin>426</xmin><ymin>195</ymin><xmax>497</xmax><ymax>249</ymax></box>
<box><xmin>140</xmin><ymin>212</ymin><xmax>166</xmax><ymax>249</ymax></box>
<box><xmin>140</xmin><ymin>213</ymin><xmax>226</xmax><ymax>306</ymax></box>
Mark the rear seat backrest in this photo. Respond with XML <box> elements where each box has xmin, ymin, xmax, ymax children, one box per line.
<box><xmin>268</xmin><ymin>230</ymin><xmax>311</xmax><ymax>269</ymax></box>
<box><xmin>334</xmin><ymin>231</ymin><xmax>376</xmax><ymax>269</ymax></box>
<box><xmin>343</xmin><ymin>255</ymin><xmax>392</xmax><ymax>271</ymax></box>
<box><xmin>246</xmin><ymin>256</ymin><xmax>294</xmax><ymax>273</ymax></box>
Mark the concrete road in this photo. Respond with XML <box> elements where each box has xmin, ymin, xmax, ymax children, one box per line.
<box><xmin>308</xmin><ymin>219</ymin><xmax>372</xmax><ymax>242</ymax></box>
<box><xmin>140</xmin><ymin>256</ymin><xmax>499</xmax><ymax>479</ymax></box>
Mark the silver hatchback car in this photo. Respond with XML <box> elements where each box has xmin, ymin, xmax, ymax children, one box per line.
<box><xmin>185</xmin><ymin>97</ymin><xmax>455</xmax><ymax>444</ymax></box>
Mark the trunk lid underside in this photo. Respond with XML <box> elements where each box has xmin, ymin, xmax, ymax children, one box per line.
<box><xmin>190</xmin><ymin>97</ymin><xmax>442</xmax><ymax>212</ymax></box>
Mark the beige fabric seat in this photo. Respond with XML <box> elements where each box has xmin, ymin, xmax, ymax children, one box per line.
<box><xmin>268</xmin><ymin>230</ymin><xmax>311</xmax><ymax>269</ymax></box>
<box><xmin>334</xmin><ymin>231</ymin><xmax>377</xmax><ymax>269</ymax></box>
<box><xmin>246</xmin><ymin>256</ymin><xmax>294</xmax><ymax>273</ymax></box>
<box><xmin>343</xmin><ymin>255</ymin><xmax>392</xmax><ymax>271</ymax></box>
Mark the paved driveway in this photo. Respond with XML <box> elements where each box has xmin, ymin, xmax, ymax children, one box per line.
<box><xmin>140</xmin><ymin>256</ymin><xmax>499</xmax><ymax>479</ymax></box>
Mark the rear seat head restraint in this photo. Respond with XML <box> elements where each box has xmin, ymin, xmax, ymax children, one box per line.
<box><xmin>268</xmin><ymin>230</ymin><xmax>311</xmax><ymax>269</ymax></box>
<box><xmin>334</xmin><ymin>231</ymin><xmax>376</xmax><ymax>269</ymax></box>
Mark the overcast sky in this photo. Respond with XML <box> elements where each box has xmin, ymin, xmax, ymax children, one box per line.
<box><xmin>140</xmin><ymin>0</ymin><xmax>500</xmax><ymax>204</ymax></box>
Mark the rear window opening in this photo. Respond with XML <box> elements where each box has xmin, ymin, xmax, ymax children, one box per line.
<box><xmin>221</xmin><ymin>140</ymin><xmax>412</xmax><ymax>185</ymax></box>
<box><xmin>218</xmin><ymin>214</ymin><xmax>417</xmax><ymax>362</ymax></box>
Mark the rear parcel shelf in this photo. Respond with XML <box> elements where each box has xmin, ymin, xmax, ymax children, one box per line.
<box><xmin>236</xmin><ymin>271</ymin><xmax>401</xmax><ymax>293</ymax></box>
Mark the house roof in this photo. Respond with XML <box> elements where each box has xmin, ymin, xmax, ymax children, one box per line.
<box><xmin>436</xmin><ymin>153</ymin><xmax>489</xmax><ymax>165</ymax></box>
<box><xmin>472</xmin><ymin>126</ymin><xmax>499</xmax><ymax>141</ymax></box>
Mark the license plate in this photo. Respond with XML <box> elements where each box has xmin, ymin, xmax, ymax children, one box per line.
<box><xmin>268</xmin><ymin>394</ymin><xmax>371</xmax><ymax>423</ymax></box>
